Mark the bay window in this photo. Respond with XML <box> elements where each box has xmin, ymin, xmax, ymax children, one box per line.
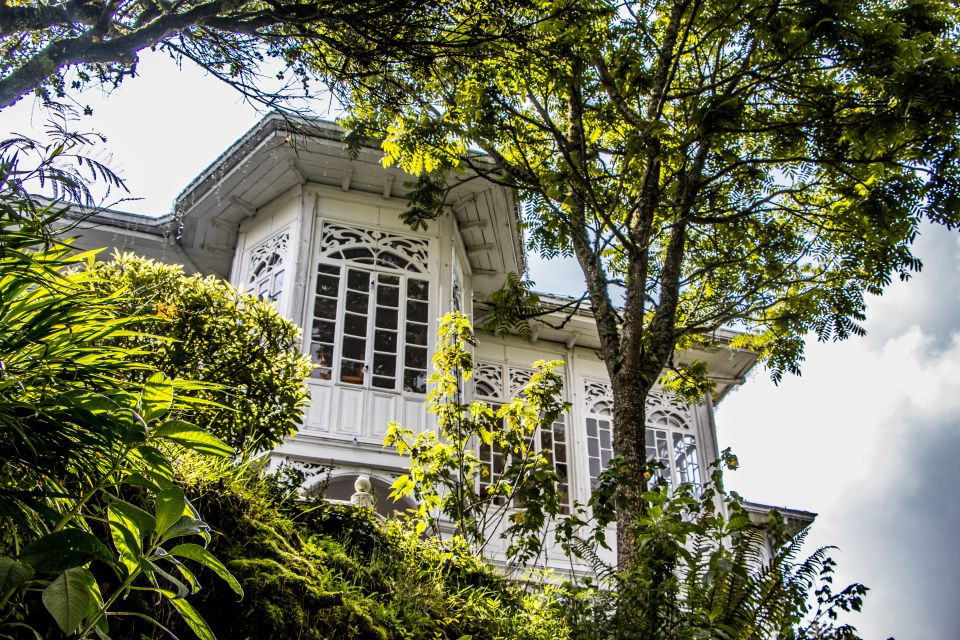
<box><xmin>308</xmin><ymin>221</ymin><xmax>431</xmax><ymax>393</ymax></box>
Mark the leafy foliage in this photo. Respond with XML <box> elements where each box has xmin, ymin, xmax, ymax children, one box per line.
<box><xmin>0</xmin><ymin>133</ymin><xmax>237</xmax><ymax>639</ymax></box>
<box><xmin>346</xmin><ymin>0</ymin><xmax>960</xmax><ymax>564</ymax></box>
<box><xmin>385</xmin><ymin>312</ymin><xmax>571</xmax><ymax>566</ymax></box>
<box><xmin>84</xmin><ymin>254</ymin><xmax>314</xmax><ymax>453</ymax></box>
<box><xmin>557</xmin><ymin>455</ymin><xmax>868</xmax><ymax>640</ymax></box>
<box><xmin>129</xmin><ymin>456</ymin><xmax>572</xmax><ymax>640</ymax></box>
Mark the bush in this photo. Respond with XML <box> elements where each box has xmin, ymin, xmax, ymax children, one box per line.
<box><xmin>85</xmin><ymin>254</ymin><xmax>313</xmax><ymax>452</ymax></box>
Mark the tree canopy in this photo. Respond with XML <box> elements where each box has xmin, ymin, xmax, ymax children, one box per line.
<box><xmin>345</xmin><ymin>0</ymin><xmax>960</xmax><ymax>564</ymax></box>
<box><xmin>0</xmin><ymin>0</ymin><xmax>526</xmax><ymax>111</ymax></box>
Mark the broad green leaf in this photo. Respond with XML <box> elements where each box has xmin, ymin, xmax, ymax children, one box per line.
<box><xmin>0</xmin><ymin>557</ymin><xmax>33</xmax><ymax>602</ymax></box>
<box><xmin>169</xmin><ymin>543</ymin><xmax>243</xmax><ymax>597</ymax></box>
<box><xmin>41</xmin><ymin>568</ymin><xmax>95</xmax><ymax>635</ymax></box>
<box><xmin>155</xmin><ymin>486</ymin><xmax>187</xmax><ymax>536</ymax></box>
<box><xmin>20</xmin><ymin>530</ymin><xmax>112</xmax><ymax>573</ymax></box>
<box><xmin>160</xmin><ymin>516</ymin><xmax>212</xmax><ymax>545</ymax></box>
<box><xmin>152</xmin><ymin>420</ymin><xmax>234</xmax><ymax>458</ymax></box>
<box><xmin>108</xmin><ymin>507</ymin><xmax>142</xmax><ymax>576</ymax></box>
<box><xmin>141</xmin><ymin>373</ymin><xmax>173</xmax><ymax>423</ymax></box>
<box><xmin>136</xmin><ymin>445</ymin><xmax>175</xmax><ymax>484</ymax></box>
<box><xmin>105</xmin><ymin>495</ymin><xmax>157</xmax><ymax>536</ymax></box>
<box><xmin>168</xmin><ymin>596</ymin><xmax>217</xmax><ymax>640</ymax></box>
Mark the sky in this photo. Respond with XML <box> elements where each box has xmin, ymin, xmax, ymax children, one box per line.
<box><xmin>3</xmin><ymin>49</ymin><xmax>958</xmax><ymax>640</ymax></box>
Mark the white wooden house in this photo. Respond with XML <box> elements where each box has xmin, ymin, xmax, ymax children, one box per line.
<box><xmin>67</xmin><ymin>113</ymin><xmax>812</xmax><ymax>569</ymax></box>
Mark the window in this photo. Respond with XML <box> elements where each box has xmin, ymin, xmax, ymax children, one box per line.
<box><xmin>308</xmin><ymin>222</ymin><xmax>431</xmax><ymax>393</ymax></box>
<box><xmin>475</xmin><ymin>362</ymin><xmax>571</xmax><ymax>513</ymax></box>
<box><xmin>645</xmin><ymin>394</ymin><xmax>701</xmax><ymax>491</ymax></box>
<box><xmin>245</xmin><ymin>231</ymin><xmax>288</xmax><ymax>303</ymax></box>
<box><xmin>582</xmin><ymin>382</ymin><xmax>701</xmax><ymax>491</ymax></box>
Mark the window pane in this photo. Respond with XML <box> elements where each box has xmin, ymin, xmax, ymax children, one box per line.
<box><xmin>343</xmin><ymin>247</ymin><xmax>375</xmax><ymax>263</ymax></box>
<box><xmin>403</xmin><ymin>369</ymin><xmax>427</xmax><ymax>393</ymax></box>
<box><xmin>313</xmin><ymin>296</ymin><xmax>337</xmax><ymax>319</ymax></box>
<box><xmin>379</xmin><ymin>252</ymin><xmax>413</xmax><ymax>271</ymax></box>
<box><xmin>312</xmin><ymin>320</ymin><xmax>335</xmax><ymax>343</ymax></box>
<box><xmin>373</xmin><ymin>354</ymin><xmax>396</xmax><ymax>377</ymax></box>
<box><xmin>407</xmin><ymin>279</ymin><xmax>429</xmax><ymax>301</ymax></box>
<box><xmin>372</xmin><ymin>375</ymin><xmax>394</xmax><ymax>389</ymax></box>
<box><xmin>376</xmin><ymin>307</ymin><xmax>398</xmax><ymax>329</ymax></box>
<box><xmin>599</xmin><ymin>425</ymin><xmax>611</xmax><ymax>449</ymax></box>
<box><xmin>378</xmin><ymin>283</ymin><xmax>400</xmax><ymax>308</ymax></box>
<box><xmin>405</xmin><ymin>346</ymin><xmax>428</xmax><ymax>369</ymax></box>
<box><xmin>310</xmin><ymin>344</ymin><xmax>333</xmax><ymax>380</ymax></box>
<box><xmin>344</xmin><ymin>313</ymin><xmax>367</xmax><ymax>337</ymax></box>
<box><xmin>586</xmin><ymin>418</ymin><xmax>598</xmax><ymax>437</ymax></box>
<box><xmin>346</xmin><ymin>290</ymin><xmax>368</xmax><ymax>312</ymax></box>
<box><xmin>374</xmin><ymin>331</ymin><xmax>397</xmax><ymax>352</ymax></box>
<box><xmin>340</xmin><ymin>359</ymin><xmax>365</xmax><ymax>384</ymax></box>
<box><xmin>342</xmin><ymin>336</ymin><xmax>365</xmax><ymax>360</ymax></box>
<box><xmin>406</xmin><ymin>300</ymin><xmax>428</xmax><ymax>324</ymax></box>
<box><xmin>405</xmin><ymin>323</ymin><xmax>428</xmax><ymax>346</ymax></box>
<box><xmin>347</xmin><ymin>269</ymin><xmax>370</xmax><ymax>290</ymax></box>
<box><xmin>587</xmin><ymin>437</ymin><xmax>599</xmax><ymax>457</ymax></box>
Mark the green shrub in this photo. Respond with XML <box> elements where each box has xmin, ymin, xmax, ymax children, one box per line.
<box><xmin>85</xmin><ymin>254</ymin><xmax>313</xmax><ymax>453</ymax></box>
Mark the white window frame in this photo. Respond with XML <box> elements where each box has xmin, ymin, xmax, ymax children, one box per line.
<box><xmin>581</xmin><ymin>381</ymin><xmax>702</xmax><ymax>491</ymax></box>
<box><xmin>306</xmin><ymin>221</ymin><xmax>433</xmax><ymax>394</ymax></box>
<box><xmin>242</xmin><ymin>228</ymin><xmax>290</xmax><ymax>307</ymax></box>
<box><xmin>474</xmin><ymin>361</ymin><xmax>572</xmax><ymax>513</ymax></box>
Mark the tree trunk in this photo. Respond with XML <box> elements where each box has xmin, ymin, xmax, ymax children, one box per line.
<box><xmin>611</xmin><ymin>366</ymin><xmax>657</xmax><ymax>569</ymax></box>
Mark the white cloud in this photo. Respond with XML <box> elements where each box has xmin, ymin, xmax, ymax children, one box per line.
<box><xmin>718</xmin><ymin>224</ymin><xmax>960</xmax><ymax>639</ymax></box>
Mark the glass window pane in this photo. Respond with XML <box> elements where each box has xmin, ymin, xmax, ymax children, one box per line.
<box><xmin>374</xmin><ymin>331</ymin><xmax>397</xmax><ymax>352</ymax></box>
<box><xmin>589</xmin><ymin>458</ymin><xmax>601</xmax><ymax>477</ymax></box>
<box><xmin>405</xmin><ymin>323</ymin><xmax>428</xmax><ymax>346</ymax></box>
<box><xmin>346</xmin><ymin>290</ymin><xmax>369</xmax><ymax>312</ymax></box>
<box><xmin>347</xmin><ymin>269</ymin><xmax>370</xmax><ymax>290</ymax></box>
<box><xmin>373</xmin><ymin>354</ymin><xmax>396</xmax><ymax>377</ymax></box>
<box><xmin>405</xmin><ymin>346</ymin><xmax>428</xmax><ymax>369</ymax></box>
<box><xmin>586</xmin><ymin>418</ymin><xmax>598</xmax><ymax>437</ymax></box>
<box><xmin>587</xmin><ymin>437</ymin><xmax>599</xmax><ymax>457</ymax></box>
<box><xmin>313</xmin><ymin>296</ymin><xmax>337</xmax><ymax>319</ymax></box>
<box><xmin>376</xmin><ymin>307</ymin><xmax>398</xmax><ymax>329</ymax></box>
<box><xmin>340</xmin><ymin>359</ymin><xmax>365</xmax><ymax>384</ymax></box>
<box><xmin>342</xmin><ymin>336</ymin><xmax>365</xmax><ymax>360</ymax></box>
<box><xmin>599</xmin><ymin>426</ymin><xmax>611</xmax><ymax>449</ymax></box>
<box><xmin>406</xmin><ymin>300</ymin><xmax>428</xmax><ymax>324</ymax></box>
<box><xmin>343</xmin><ymin>247</ymin><xmax>375</xmax><ymax>263</ymax></box>
<box><xmin>403</xmin><ymin>369</ymin><xmax>427</xmax><ymax>393</ymax></box>
<box><xmin>372</xmin><ymin>375</ymin><xmax>395</xmax><ymax>389</ymax></box>
<box><xmin>378</xmin><ymin>283</ymin><xmax>400</xmax><ymax>308</ymax></box>
<box><xmin>407</xmin><ymin>279</ymin><xmax>428</xmax><ymax>301</ymax></box>
<box><xmin>312</xmin><ymin>320</ymin><xmax>335</xmax><ymax>343</ymax></box>
<box><xmin>379</xmin><ymin>252</ymin><xmax>413</xmax><ymax>271</ymax></box>
<box><xmin>310</xmin><ymin>344</ymin><xmax>333</xmax><ymax>379</ymax></box>
<box><xmin>317</xmin><ymin>264</ymin><xmax>339</xmax><ymax>276</ymax></box>
<box><xmin>344</xmin><ymin>313</ymin><xmax>367</xmax><ymax>337</ymax></box>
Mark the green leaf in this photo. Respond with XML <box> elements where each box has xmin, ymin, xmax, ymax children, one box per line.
<box><xmin>155</xmin><ymin>485</ymin><xmax>188</xmax><ymax>535</ymax></box>
<box><xmin>169</xmin><ymin>543</ymin><xmax>243</xmax><ymax>597</ymax></box>
<box><xmin>168</xmin><ymin>596</ymin><xmax>217</xmax><ymax>640</ymax></box>
<box><xmin>136</xmin><ymin>445</ymin><xmax>175</xmax><ymax>486</ymax></box>
<box><xmin>141</xmin><ymin>372</ymin><xmax>173</xmax><ymax>423</ymax></box>
<box><xmin>161</xmin><ymin>516</ymin><xmax>212</xmax><ymax>545</ymax></box>
<box><xmin>0</xmin><ymin>557</ymin><xmax>33</xmax><ymax>602</ymax></box>
<box><xmin>143</xmin><ymin>558</ymin><xmax>189</xmax><ymax>599</ymax></box>
<box><xmin>105</xmin><ymin>495</ymin><xmax>157</xmax><ymax>536</ymax></box>
<box><xmin>41</xmin><ymin>568</ymin><xmax>95</xmax><ymax>635</ymax></box>
<box><xmin>152</xmin><ymin>420</ymin><xmax>234</xmax><ymax>458</ymax></box>
<box><xmin>108</xmin><ymin>507</ymin><xmax>142</xmax><ymax>577</ymax></box>
<box><xmin>20</xmin><ymin>530</ymin><xmax>112</xmax><ymax>573</ymax></box>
